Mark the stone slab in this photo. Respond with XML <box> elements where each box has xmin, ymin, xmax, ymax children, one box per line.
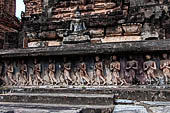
<box><xmin>149</xmin><ymin>106</ymin><xmax>170</xmax><ymax>113</ymax></box>
<box><xmin>0</xmin><ymin>106</ymin><xmax>81</xmax><ymax>113</ymax></box>
<box><xmin>28</xmin><ymin>42</ymin><xmax>41</xmax><ymax>48</ymax></box>
<box><xmin>113</xmin><ymin>105</ymin><xmax>148</xmax><ymax>113</ymax></box>
<box><xmin>0</xmin><ymin>92</ymin><xmax>114</xmax><ymax>98</ymax></box>
<box><xmin>0</xmin><ymin>102</ymin><xmax>114</xmax><ymax>113</ymax></box>
<box><xmin>47</xmin><ymin>41</ymin><xmax>61</xmax><ymax>47</ymax></box>
<box><xmin>102</xmin><ymin>36</ymin><xmax>141</xmax><ymax>43</ymax></box>
<box><xmin>28</xmin><ymin>41</ymin><xmax>46</xmax><ymax>48</ymax></box>
<box><xmin>0</xmin><ymin>102</ymin><xmax>114</xmax><ymax>109</ymax></box>
<box><xmin>115</xmin><ymin>99</ymin><xmax>136</xmax><ymax>104</ymax></box>
<box><xmin>141</xmin><ymin>101</ymin><xmax>170</xmax><ymax>106</ymax></box>
<box><xmin>63</xmin><ymin>35</ymin><xmax>90</xmax><ymax>44</ymax></box>
<box><xmin>0</xmin><ymin>93</ymin><xmax>114</xmax><ymax>105</ymax></box>
<box><xmin>2</xmin><ymin>39</ymin><xmax>170</xmax><ymax>58</ymax></box>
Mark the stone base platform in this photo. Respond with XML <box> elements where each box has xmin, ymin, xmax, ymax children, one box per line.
<box><xmin>0</xmin><ymin>85</ymin><xmax>170</xmax><ymax>113</ymax></box>
<box><xmin>1</xmin><ymin>85</ymin><xmax>170</xmax><ymax>101</ymax></box>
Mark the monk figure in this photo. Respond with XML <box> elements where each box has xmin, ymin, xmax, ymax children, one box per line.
<box><xmin>6</xmin><ymin>60</ymin><xmax>17</xmax><ymax>85</ymax></box>
<box><xmin>160</xmin><ymin>53</ymin><xmax>170</xmax><ymax>84</ymax></box>
<box><xmin>48</xmin><ymin>58</ymin><xmax>57</xmax><ymax>85</ymax></box>
<box><xmin>125</xmin><ymin>56</ymin><xmax>138</xmax><ymax>84</ymax></box>
<box><xmin>143</xmin><ymin>55</ymin><xmax>157</xmax><ymax>84</ymax></box>
<box><xmin>33</xmin><ymin>59</ymin><xmax>44</xmax><ymax>85</ymax></box>
<box><xmin>77</xmin><ymin>57</ymin><xmax>91</xmax><ymax>85</ymax></box>
<box><xmin>19</xmin><ymin>60</ymin><xmax>28</xmax><ymax>85</ymax></box>
<box><xmin>94</xmin><ymin>56</ymin><xmax>106</xmax><ymax>85</ymax></box>
<box><xmin>110</xmin><ymin>56</ymin><xmax>126</xmax><ymax>85</ymax></box>
<box><xmin>63</xmin><ymin>57</ymin><xmax>73</xmax><ymax>85</ymax></box>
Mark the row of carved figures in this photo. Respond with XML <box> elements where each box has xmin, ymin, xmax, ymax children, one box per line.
<box><xmin>1</xmin><ymin>53</ymin><xmax>170</xmax><ymax>86</ymax></box>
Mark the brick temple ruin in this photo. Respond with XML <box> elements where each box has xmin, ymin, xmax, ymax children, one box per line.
<box><xmin>0</xmin><ymin>0</ymin><xmax>170</xmax><ymax>113</ymax></box>
<box><xmin>0</xmin><ymin>0</ymin><xmax>20</xmax><ymax>49</ymax></box>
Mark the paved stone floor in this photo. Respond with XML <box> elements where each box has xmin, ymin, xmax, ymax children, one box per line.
<box><xmin>113</xmin><ymin>99</ymin><xmax>170</xmax><ymax>113</ymax></box>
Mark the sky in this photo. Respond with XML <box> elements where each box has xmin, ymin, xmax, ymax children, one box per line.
<box><xmin>16</xmin><ymin>0</ymin><xmax>25</xmax><ymax>18</ymax></box>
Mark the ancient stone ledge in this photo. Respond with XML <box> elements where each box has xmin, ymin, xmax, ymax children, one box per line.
<box><xmin>0</xmin><ymin>40</ymin><xmax>170</xmax><ymax>58</ymax></box>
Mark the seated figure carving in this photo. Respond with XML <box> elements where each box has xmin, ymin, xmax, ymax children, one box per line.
<box><xmin>63</xmin><ymin>7</ymin><xmax>90</xmax><ymax>44</ymax></box>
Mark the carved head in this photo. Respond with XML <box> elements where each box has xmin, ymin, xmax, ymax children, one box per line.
<box><xmin>129</xmin><ymin>55</ymin><xmax>133</xmax><ymax>60</ymax></box>
<box><xmin>145</xmin><ymin>55</ymin><xmax>151</xmax><ymax>60</ymax></box>
<box><xmin>162</xmin><ymin>53</ymin><xmax>168</xmax><ymax>59</ymax></box>
<box><xmin>21</xmin><ymin>60</ymin><xmax>25</xmax><ymax>64</ymax></box>
<box><xmin>95</xmin><ymin>56</ymin><xmax>100</xmax><ymax>62</ymax></box>
<box><xmin>64</xmin><ymin>57</ymin><xmax>67</xmax><ymax>63</ymax></box>
<box><xmin>75</xmin><ymin>6</ymin><xmax>81</xmax><ymax>18</ymax></box>
<box><xmin>112</xmin><ymin>55</ymin><xmax>117</xmax><ymax>61</ymax></box>
<box><xmin>6</xmin><ymin>60</ymin><xmax>11</xmax><ymax>65</ymax></box>
<box><xmin>80</xmin><ymin>57</ymin><xmax>84</xmax><ymax>62</ymax></box>
<box><xmin>49</xmin><ymin>58</ymin><xmax>53</xmax><ymax>63</ymax></box>
<box><xmin>34</xmin><ymin>58</ymin><xmax>38</xmax><ymax>64</ymax></box>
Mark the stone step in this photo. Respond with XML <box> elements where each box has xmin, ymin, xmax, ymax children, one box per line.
<box><xmin>9</xmin><ymin>87</ymin><xmax>114</xmax><ymax>94</ymax></box>
<box><xmin>2</xmin><ymin>86</ymin><xmax>170</xmax><ymax>102</ymax></box>
<box><xmin>0</xmin><ymin>93</ymin><xmax>114</xmax><ymax>105</ymax></box>
<box><xmin>0</xmin><ymin>102</ymin><xmax>114</xmax><ymax>113</ymax></box>
<box><xmin>113</xmin><ymin>105</ymin><xmax>148</xmax><ymax>113</ymax></box>
<box><xmin>0</xmin><ymin>106</ymin><xmax>81</xmax><ymax>113</ymax></box>
<box><xmin>0</xmin><ymin>102</ymin><xmax>82</xmax><ymax>113</ymax></box>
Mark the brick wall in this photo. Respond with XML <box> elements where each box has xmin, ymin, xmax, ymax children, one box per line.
<box><xmin>0</xmin><ymin>0</ymin><xmax>20</xmax><ymax>49</ymax></box>
<box><xmin>24</xmin><ymin>0</ymin><xmax>43</xmax><ymax>17</ymax></box>
<box><xmin>0</xmin><ymin>0</ymin><xmax>16</xmax><ymax>16</ymax></box>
